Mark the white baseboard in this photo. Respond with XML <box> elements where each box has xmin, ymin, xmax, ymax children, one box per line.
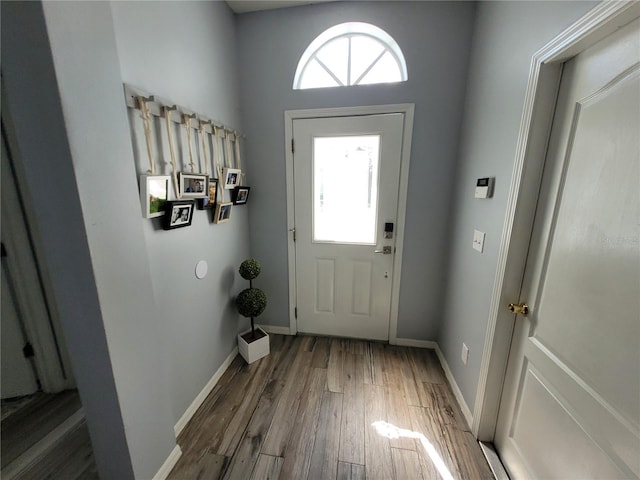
<box><xmin>395</xmin><ymin>338</ymin><xmax>438</xmax><ymax>349</ymax></box>
<box><xmin>434</xmin><ymin>344</ymin><xmax>473</xmax><ymax>428</ymax></box>
<box><xmin>152</xmin><ymin>444</ymin><xmax>182</xmax><ymax>480</ymax></box>
<box><xmin>174</xmin><ymin>346</ymin><xmax>238</xmax><ymax>436</ymax></box>
<box><xmin>257</xmin><ymin>324</ymin><xmax>291</xmax><ymax>335</ymax></box>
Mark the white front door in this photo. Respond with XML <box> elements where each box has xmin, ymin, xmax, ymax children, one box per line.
<box><xmin>495</xmin><ymin>18</ymin><xmax>639</xmax><ymax>479</ymax></box>
<box><xmin>293</xmin><ymin>113</ymin><xmax>405</xmax><ymax>340</ymax></box>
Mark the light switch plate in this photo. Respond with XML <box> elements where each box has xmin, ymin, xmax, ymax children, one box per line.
<box><xmin>461</xmin><ymin>343</ymin><xmax>469</xmax><ymax>365</ymax></box>
<box><xmin>473</xmin><ymin>229</ymin><xmax>485</xmax><ymax>253</ymax></box>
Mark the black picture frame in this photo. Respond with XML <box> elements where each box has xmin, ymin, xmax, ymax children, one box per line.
<box><xmin>197</xmin><ymin>178</ymin><xmax>218</xmax><ymax>210</ymax></box>
<box><xmin>232</xmin><ymin>186</ymin><xmax>251</xmax><ymax>205</ymax></box>
<box><xmin>163</xmin><ymin>200</ymin><xmax>195</xmax><ymax>230</ymax></box>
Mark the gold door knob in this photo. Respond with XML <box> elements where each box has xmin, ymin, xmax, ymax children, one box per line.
<box><xmin>508</xmin><ymin>303</ymin><xmax>529</xmax><ymax>315</ymax></box>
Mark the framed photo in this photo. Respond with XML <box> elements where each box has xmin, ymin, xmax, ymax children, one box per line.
<box><xmin>232</xmin><ymin>186</ymin><xmax>251</xmax><ymax>205</ymax></box>
<box><xmin>178</xmin><ymin>172</ymin><xmax>208</xmax><ymax>198</ymax></box>
<box><xmin>214</xmin><ymin>202</ymin><xmax>233</xmax><ymax>224</ymax></box>
<box><xmin>163</xmin><ymin>200</ymin><xmax>195</xmax><ymax>230</ymax></box>
<box><xmin>222</xmin><ymin>168</ymin><xmax>241</xmax><ymax>190</ymax></box>
<box><xmin>197</xmin><ymin>178</ymin><xmax>218</xmax><ymax>210</ymax></box>
<box><xmin>139</xmin><ymin>175</ymin><xmax>170</xmax><ymax>218</ymax></box>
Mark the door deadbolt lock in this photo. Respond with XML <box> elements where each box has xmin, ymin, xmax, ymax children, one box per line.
<box><xmin>508</xmin><ymin>303</ymin><xmax>529</xmax><ymax>316</ymax></box>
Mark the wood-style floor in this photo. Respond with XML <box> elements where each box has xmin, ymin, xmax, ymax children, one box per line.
<box><xmin>169</xmin><ymin>335</ymin><xmax>493</xmax><ymax>480</ymax></box>
<box><xmin>1</xmin><ymin>390</ymin><xmax>98</xmax><ymax>480</ymax></box>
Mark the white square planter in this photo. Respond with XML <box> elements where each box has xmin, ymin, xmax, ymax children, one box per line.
<box><xmin>238</xmin><ymin>327</ymin><xmax>269</xmax><ymax>364</ymax></box>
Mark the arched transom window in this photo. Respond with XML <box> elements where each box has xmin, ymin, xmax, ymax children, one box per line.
<box><xmin>293</xmin><ymin>22</ymin><xmax>408</xmax><ymax>90</ymax></box>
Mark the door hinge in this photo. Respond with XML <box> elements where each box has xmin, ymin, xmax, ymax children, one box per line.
<box><xmin>291</xmin><ymin>138</ymin><xmax>295</xmax><ymax>154</ymax></box>
<box><xmin>289</xmin><ymin>227</ymin><xmax>296</xmax><ymax>242</ymax></box>
<box><xmin>508</xmin><ymin>303</ymin><xmax>529</xmax><ymax>316</ymax></box>
<box><xmin>23</xmin><ymin>342</ymin><xmax>35</xmax><ymax>358</ymax></box>
<box><xmin>295</xmin><ymin>307</ymin><xmax>298</xmax><ymax>319</ymax></box>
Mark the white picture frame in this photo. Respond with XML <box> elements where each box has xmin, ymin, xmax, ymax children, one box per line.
<box><xmin>178</xmin><ymin>172</ymin><xmax>209</xmax><ymax>198</ymax></box>
<box><xmin>214</xmin><ymin>202</ymin><xmax>233</xmax><ymax>224</ymax></box>
<box><xmin>222</xmin><ymin>168</ymin><xmax>241</xmax><ymax>190</ymax></box>
<box><xmin>139</xmin><ymin>175</ymin><xmax>170</xmax><ymax>219</ymax></box>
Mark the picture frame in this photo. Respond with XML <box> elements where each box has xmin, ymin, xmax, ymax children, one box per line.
<box><xmin>222</xmin><ymin>168</ymin><xmax>242</xmax><ymax>190</ymax></box>
<box><xmin>139</xmin><ymin>175</ymin><xmax>170</xmax><ymax>219</ymax></box>
<box><xmin>178</xmin><ymin>172</ymin><xmax>208</xmax><ymax>198</ymax></box>
<box><xmin>197</xmin><ymin>178</ymin><xmax>218</xmax><ymax>210</ymax></box>
<box><xmin>232</xmin><ymin>186</ymin><xmax>251</xmax><ymax>205</ymax></box>
<box><xmin>214</xmin><ymin>202</ymin><xmax>233</xmax><ymax>224</ymax></box>
<box><xmin>163</xmin><ymin>200</ymin><xmax>195</xmax><ymax>230</ymax></box>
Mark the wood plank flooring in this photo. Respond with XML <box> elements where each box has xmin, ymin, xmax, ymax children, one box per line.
<box><xmin>169</xmin><ymin>335</ymin><xmax>493</xmax><ymax>480</ymax></box>
<box><xmin>1</xmin><ymin>390</ymin><xmax>82</xmax><ymax>469</ymax></box>
<box><xmin>1</xmin><ymin>390</ymin><xmax>98</xmax><ymax>480</ymax></box>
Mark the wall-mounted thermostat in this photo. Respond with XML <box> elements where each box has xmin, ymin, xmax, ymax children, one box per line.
<box><xmin>475</xmin><ymin>177</ymin><xmax>495</xmax><ymax>198</ymax></box>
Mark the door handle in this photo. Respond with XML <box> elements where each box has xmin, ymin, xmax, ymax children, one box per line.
<box><xmin>374</xmin><ymin>246</ymin><xmax>392</xmax><ymax>254</ymax></box>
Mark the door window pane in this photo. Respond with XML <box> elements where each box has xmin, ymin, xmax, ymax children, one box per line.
<box><xmin>313</xmin><ymin>135</ymin><xmax>380</xmax><ymax>244</ymax></box>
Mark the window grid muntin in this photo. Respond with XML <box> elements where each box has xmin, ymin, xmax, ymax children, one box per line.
<box><xmin>303</xmin><ymin>33</ymin><xmax>400</xmax><ymax>88</ymax></box>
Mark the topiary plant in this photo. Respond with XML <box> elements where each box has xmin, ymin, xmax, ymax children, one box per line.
<box><xmin>236</xmin><ymin>259</ymin><xmax>267</xmax><ymax>340</ymax></box>
<box><xmin>236</xmin><ymin>288</ymin><xmax>267</xmax><ymax>318</ymax></box>
<box><xmin>239</xmin><ymin>258</ymin><xmax>261</xmax><ymax>281</ymax></box>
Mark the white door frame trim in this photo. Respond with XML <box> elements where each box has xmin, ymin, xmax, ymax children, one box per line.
<box><xmin>473</xmin><ymin>1</ymin><xmax>640</xmax><ymax>440</ymax></box>
<box><xmin>284</xmin><ymin>104</ymin><xmax>415</xmax><ymax>342</ymax></box>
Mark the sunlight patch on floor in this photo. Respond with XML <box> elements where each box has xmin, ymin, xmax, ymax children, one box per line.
<box><xmin>372</xmin><ymin>420</ymin><xmax>455</xmax><ymax>480</ymax></box>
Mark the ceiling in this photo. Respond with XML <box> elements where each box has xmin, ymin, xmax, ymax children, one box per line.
<box><xmin>226</xmin><ymin>0</ymin><xmax>336</xmax><ymax>14</ymax></box>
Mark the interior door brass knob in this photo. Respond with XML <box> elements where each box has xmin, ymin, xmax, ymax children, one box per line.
<box><xmin>508</xmin><ymin>303</ymin><xmax>529</xmax><ymax>316</ymax></box>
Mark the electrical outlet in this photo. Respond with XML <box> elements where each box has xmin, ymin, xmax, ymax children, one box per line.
<box><xmin>461</xmin><ymin>343</ymin><xmax>469</xmax><ymax>365</ymax></box>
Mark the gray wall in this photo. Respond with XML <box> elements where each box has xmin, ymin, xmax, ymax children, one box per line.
<box><xmin>1</xmin><ymin>1</ymin><xmax>603</xmax><ymax>475</ymax></box>
<box><xmin>237</xmin><ymin>1</ymin><xmax>476</xmax><ymax>340</ymax></box>
<box><xmin>1</xmin><ymin>3</ymin><xmax>136</xmax><ymax>478</ymax></box>
<box><xmin>438</xmin><ymin>0</ymin><xmax>597</xmax><ymax>411</ymax></box>
<box><xmin>2</xmin><ymin>1</ymin><xmax>249</xmax><ymax>478</ymax></box>
<box><xmin>110</xmin><ymin>0</ymin><xmax>250</xmax><ymax>427</ymax></box>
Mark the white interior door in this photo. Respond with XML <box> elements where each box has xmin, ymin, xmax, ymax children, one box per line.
<box><xmin>1</xmin><ymin>127</ymin><xmax>75</xmax><ymax>394</ymax></box>
<box><xmin>1</xmin><ymin>253</ymin><xmax>39</xmax><ymax>399</ymax></box>
<box><xmin>293</xmin><ymin>113</ymin><xmax>404</xmax><ymax>340</ymax></box>
<box><xmin>1</xmin><ymin>133</ymin><xmax>39</xmax><ymax>399</ymax></box>
<box><xmin>495</xmin><ymin>18</ymin><xmax>640</xmax><ymax>479</ymax></box>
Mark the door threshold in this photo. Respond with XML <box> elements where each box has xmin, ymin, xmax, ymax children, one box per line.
<box><xmin>479</xmin><ymin>441</ymin><xmax>510</xmax><ymax>480</ymax></box>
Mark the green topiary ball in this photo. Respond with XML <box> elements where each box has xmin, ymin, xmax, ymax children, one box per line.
<box><xmin>236</xmin><ymin>287</ymin><xmax>267</xmax><ymax>318</ymax></box>
<box><xmin>239</xmin><ymin>258</ymin><xmax>261</xmax><ymax>280</ymax></box>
